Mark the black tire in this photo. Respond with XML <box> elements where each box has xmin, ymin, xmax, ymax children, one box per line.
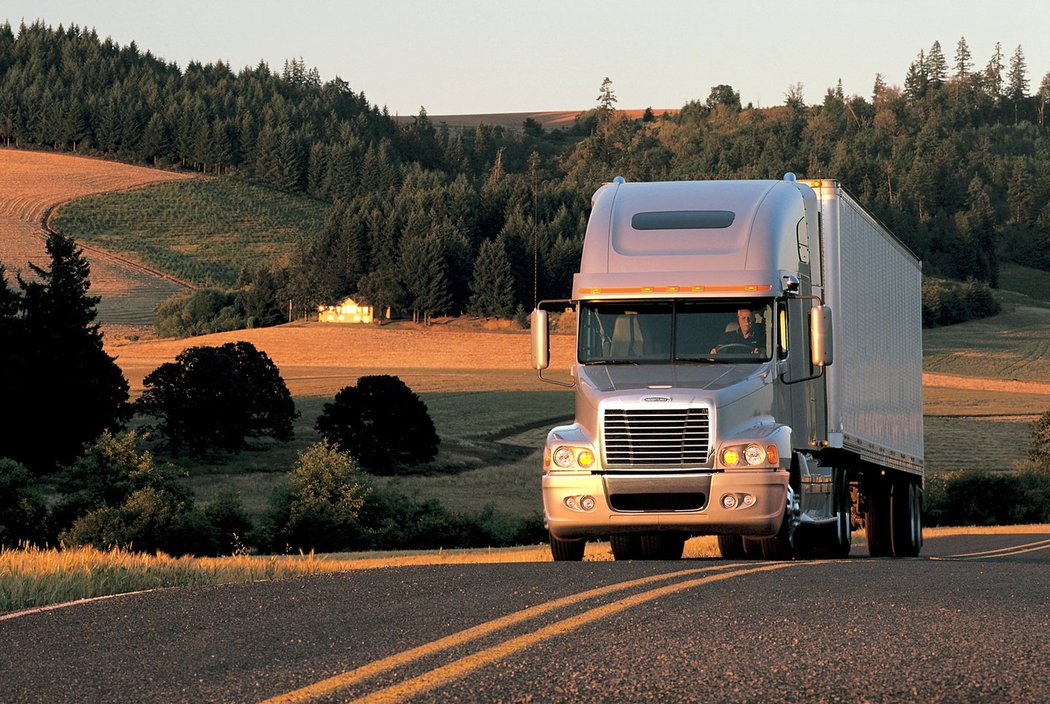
<box><xmin>610</xmin><ymin>534</ymin><xmax>642</xmax><ymax>561</ymax></box>
<box><xmin>741</xmin><ymin>537</ymin><xmax>764</xmax><ymax>559</ymax></box>
<box><xmin>865</xmin><ymin>475</ymin><xmax>894</xmax><ymax>557</ymax></box>
<box><xmin>825</xmin><ymin>467</ymin><xmax>853</xmax><ymax>558</ymax></box>
<box><xmin>639</xmin><ymin>532</ymin><xmax>686</xmax><ymax>560</ymax></box>
<box><xmin>891</xmin><ymin>478</ymin><xmax>922</xmax><ymax>557</ymax></box>
<box><xmin>549</xmin><ymin>531</ymin><xmax>585</xmax><ymax>561</ymax></box>
<box><xmin>717</xmin><ymin>534</ymin><xmax>746</xmax><ymax>559</ymax></box>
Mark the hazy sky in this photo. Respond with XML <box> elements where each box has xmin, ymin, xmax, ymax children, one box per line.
<box><xmin>4</xmin><ymin>1</ymin><xmax>1050</xmax><ymax>116</ymax></box>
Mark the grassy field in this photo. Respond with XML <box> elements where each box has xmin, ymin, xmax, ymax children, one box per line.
<box><xmin>52</xmin><ymin>177</ymin><xmax>327</xmax><ymax>287</ymax></box>
<box><xmin>0</xmin><ymin>148</ymin><xmax>193</xmax><ymax>326</ymax></box>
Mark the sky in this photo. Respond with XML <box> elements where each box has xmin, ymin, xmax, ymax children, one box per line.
<box><xmin>3</xmin><ymin>1</ymin><xmax>1050</xmax><ymax>116</ymax></box>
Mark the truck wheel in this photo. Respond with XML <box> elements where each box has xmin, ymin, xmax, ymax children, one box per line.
<box><xmin>640</xmin><ymin>533</ymin><xmax>685</xmax><ymax>560</ymax></box>
<box><xmin>741</xmin><ymin>537</ymin><xmax>763</xmax><ymax>559</ymax></box>
<box><xmin>549</xmin><ymin>532</ymin><xmax>585</xmax><ymax>561</ymax></box>
<box><xmin>757</xmin><ymin>515</ymin><xmax>793</xmax><ymax>560</ymax></box>
<box><xmin>717</xmin><ymin>534</ymin><xmax>746</xmax><ymax>559</ymax></box>
<box><xmin>864</xmin><ymin>476</ymin><xmax>893</xmax><ymax>557</ymax></box>
<box><xmin>891</xmin><ymin>479</ymin><xmax>922</xmax><ymax>557</ymax></box>
<box><xmin>610</xmin><ymin>534</ymin><xmax>642</xmax><ymax>561</ymax></box>
<box><xmin>825</xmin><ymin>468</ymin><xmax>853</xmax><ymax>558</ymax></box>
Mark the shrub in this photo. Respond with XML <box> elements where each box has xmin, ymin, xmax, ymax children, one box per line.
<box><xmin>921</xmin><ymin>276</ymin><xmax>1000</xmax><ymax>328</ymax></box>
<box><xmin>1028</xmin><ymin>410</ymin><xmax>1050</xmax><ymax>470</ymax></box>
<box><xmin>924</xmin><ymin>469</ymin><xmax>1050</xmax><ymax>526</ymax></box>
<box><xmin>0</xmin><ymin>458</ymin><xmax>49</xmax><ymax>546</ymax></box>
<box><xmin>315</xmin><ymin>375</ymin><xmax>439</xmax><ymax>472</ymax></box>
<box><xmin>261</xmin><ymin>441</ymin><xmax>372</xmax><ymax>553</ymax></box>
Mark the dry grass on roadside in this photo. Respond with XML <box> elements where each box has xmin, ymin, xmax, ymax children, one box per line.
<box><xmin>5</xmin><ymin>526</ymin><xmax>1049</xmax><ymax>615</ymax></box>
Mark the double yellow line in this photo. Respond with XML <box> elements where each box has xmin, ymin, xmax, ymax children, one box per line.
<box><xmin>262</xmin><ymin>561</ymin><xmax>806</xmax><ymax>704</ymax></box>
<box><xmin>932</xmin><ymin>537</ymin><xmax>1050</xmax><ymax>561</ymax></box>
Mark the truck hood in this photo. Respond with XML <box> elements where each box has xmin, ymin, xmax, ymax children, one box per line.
<box><xmin>578</xmin><ymin>362</ymin><xmax>771</xmax><ymax>396</ymax></box>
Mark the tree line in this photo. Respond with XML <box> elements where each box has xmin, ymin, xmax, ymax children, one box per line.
<box><xmin>4</xmin><ymin>23</ymin><xmax>1050</xmax><ymax>324</ymax></box>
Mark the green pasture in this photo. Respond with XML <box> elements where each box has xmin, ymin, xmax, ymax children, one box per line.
<box><xmin>177</xmin><ymin>389</ymin><xmax>573</xmax><ymax>521</ymax></box>
<box><xmin>51</xmin><ymin>178</ymin><xmax>326</xmax><ymax>286</ymax></box>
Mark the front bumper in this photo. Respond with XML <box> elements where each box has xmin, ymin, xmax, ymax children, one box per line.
<box><xmin>543</xmin><ymin>469</ymin><xmax>788</xmax><ymax>540</ymax></box>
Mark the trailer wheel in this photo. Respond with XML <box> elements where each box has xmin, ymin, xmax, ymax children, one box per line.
<box><xmin>891</xmin><ymin>479</ymin><xmax>922</xmax><ymax>557</ymax></box>
<box><xmin>610</xmin><ymin>534</ymin><xmax>642</xmax><ymax>561</ymax></box>
<box><xmin>640</xmin><ymin>533</ymin><xmax>685</xmax><ymax>560</ymax></box>
<box><xmin>549</xmin><ymin>532</ymin><xmax>585</xmax><ymax>561</ymax></box>
<box><xmin>864</xmin><ymin>476</ymin><xmax>893</xmax><ymax>557</ymax></box>
<box><xmin>717</xmin><ymin>534</ymin><xmax>746</xmax><ymax>559</ymax></box>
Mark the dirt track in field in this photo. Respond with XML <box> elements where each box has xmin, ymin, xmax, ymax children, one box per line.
<box><xmin>0</xmin><ymin>149</ymin><xmax>193</xmax><ymax>326</ymax></box>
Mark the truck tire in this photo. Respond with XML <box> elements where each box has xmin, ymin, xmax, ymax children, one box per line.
<box><xmin>795</xmin><ymin>469</ymin><xmax>852</xmax><ymax>559</ymax></box>
<box><xmin>864</xmin><ymin>476</ymin><xmax>893</xmax><ymax>557</ymax></box>
<box><xmin>891</xmin><ymin>479</ymin><xmax>922</xmax><ymax>557</ymax></box>
<box><xmin>825</xmin><ymin>468</ymin><xmax>853</xmax><ymax>558</ymax></box>
<box><xmin>640</xmin><ymin>533</ymin><xmax>685</xmax><ymax>560</ymax></box>
<box><xmin>610</xmin><ymin>534</ymin><xmax>642</xmax><ymax>561</ymax></box>
<box><xmin>717</xmin><ymin>534</ymin><xmax>746</xmax><ymax>559</ymax></box>
<box><xmin>757</xmin><ymin>516</ymin><xmax>793</xmax><ymax>560</ymax></box>
<box><xmin>549</xmin><ymin>532</ymin><xmax>585</xmax><ymax>561</ymax></box>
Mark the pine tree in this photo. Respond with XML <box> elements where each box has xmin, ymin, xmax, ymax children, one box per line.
<box><xmin>954</xmin><ymin>37</ymin><xmax>972</xmax><ymax>79</ymax></box>
<box><xmin>468</xmin><ymin>239</ymin><xmax>515</xmax><ymax>318</ymax></box>
<box><xmin>10</xmin><ymin>234</ymin><xmax>129</xmax><ymax>472</ymax></box>
<box><xmin>1007</xmin><ymin>45</ymin><xmax>1029</xmax><ymax>122</ymax></box>
<box><xmin>927</xmin><ymin>41</ymin><xmax>948</xmax><ymax>88</ymax></box>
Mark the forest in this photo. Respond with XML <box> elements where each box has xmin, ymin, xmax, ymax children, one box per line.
<box><xmin>3</xmin><ymin>21</ymin><xmax>1050</xmax><ymax>323</ymax></box>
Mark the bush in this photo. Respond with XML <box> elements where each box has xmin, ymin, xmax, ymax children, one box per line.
<box><xmin>154</xmin><ymin>288</ymin><xmax>245</xmax><ymax>338</ymax></box>
<box><xmin>54</xmin><ymin>432</ymin><xmax>253</xmax><ymax>556</ymax></box>
<box><xmin>921</xmin><ymin>276</ymin><xmax>1000</xmax><ymax>327</ymax></box>
<box><xmin>1028</xmin><ymin>410</ymin><xmax>1050</xmax><ymax>470</ymax></box>
<box><xmin>924</xmin><ymin>469</ymin><xmax>1050</xmax><ymax>526</ymax></box>
<box><xmin>315</xmin><ymin>375</ymin><xmax>439</xmax><ymax>472</ymax></box>
<box><xmin>261</xmin><ymin>441</ymin><xmax>372</xmax><ymax>553</ymax></box>
<box><xmin>0</xmin><ymin>458</ymin><xmax>49</xmax><ymax>546</ymax></box>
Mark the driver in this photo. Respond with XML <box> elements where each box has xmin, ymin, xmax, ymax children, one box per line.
<box><xmin>711</xmin><ymin>308</ymin><xmax>763</xmax><ymax>354</ymax></box>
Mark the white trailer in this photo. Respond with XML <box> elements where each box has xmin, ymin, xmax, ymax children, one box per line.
<box><xmin>532</xmin><ymin>175</ymin><xmax>923</xmax><ymax>560</ymax></box>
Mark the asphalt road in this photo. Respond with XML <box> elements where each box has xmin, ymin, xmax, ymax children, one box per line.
<box><xmin>2</xmin><ymin>532</ymin><xmax>1048</xmax><ymax>703</ymax></box>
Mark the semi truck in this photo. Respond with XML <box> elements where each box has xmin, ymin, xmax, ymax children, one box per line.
<box><xmin>531</xmin><ymin>175</ymin><xmax>923</xmax><ymax>561</ymax></box>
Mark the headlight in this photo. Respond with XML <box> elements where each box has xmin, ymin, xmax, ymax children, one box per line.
<box><xmin>744</xmin><ymin>443</ymin><xmax>766</xmax><ymax>465</ymax></box>
<box><xmin>553</xmin><ymin>447</ymin><xmax>575</xmax><ymax>468</ymax></box>
<box><xmin>720</xmin><ymin>442</ymin><xmax>781</xmax><ymax>468</ymax></box>
<box><xmin>551</xmin><ymin>446</ymin><xmax>596</xmax><ymax>469</ymax></box>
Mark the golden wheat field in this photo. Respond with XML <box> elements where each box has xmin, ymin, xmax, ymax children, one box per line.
<box><xmin>108</xmin><ymin>320</ymin><xmax>579</xmax><ymax>396</ymax></box>
<box><xmin>0</xmin><ymin>149</ymin><xmax>193</xmax><ymax>325</ymax></box>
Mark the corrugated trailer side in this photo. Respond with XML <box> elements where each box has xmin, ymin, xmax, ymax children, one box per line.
<box><xmin>816</xmin><ymin>180</ymin><xmax>924</xmax><ymax>475</ymax></box>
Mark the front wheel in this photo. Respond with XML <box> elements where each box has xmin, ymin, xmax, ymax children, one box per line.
<box><xmin>639</xmin><ymin>532</ymin><xmax>686</xmax><ymax>560</ymax></box>
<box><xmin>549</xmin><ymin>531</ymin><xmax>585</xmax><ymax>561</ymax></box>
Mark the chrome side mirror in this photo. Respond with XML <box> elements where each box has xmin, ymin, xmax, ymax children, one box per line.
<box><xmin>531</xmin><ymin>309</ymin><xmax>550</xmax><ymax>370</ymax></box>
<box><xmin>810</xmin><ymin>304</ymin><xmax>833</xmax><ymax>367</ymax></box>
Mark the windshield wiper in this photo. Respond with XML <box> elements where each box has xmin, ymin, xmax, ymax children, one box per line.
<box><xmin>584</xmin><ymin>360</ymin><xmax>639</xmax><ymax>365</ymax></box>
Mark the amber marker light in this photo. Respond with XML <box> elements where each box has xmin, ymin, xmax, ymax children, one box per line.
<box><xmin>766</xmin><ymin>444</ymin><xmax>779</xmax><ymax>465</ymax></box>
<box><xmin>544</xmin><ymin>448</ymin><xmax>551</xmax><ymax>468</ymax></box>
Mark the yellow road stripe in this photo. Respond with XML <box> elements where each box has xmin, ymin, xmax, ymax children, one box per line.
<box><xmin>349</xmin><ymin>563</ymin><xmax>804</xmax><ymax>704</ymax></box>
<box><xmin>261</xmin><ymin>563</ymin><xmax>743</xmax><ymax>704</ymax></box>
<box><xmin>931</xmin><ymin>538</ymin><xmax>1050</xmax><ymax>560</ymax></box>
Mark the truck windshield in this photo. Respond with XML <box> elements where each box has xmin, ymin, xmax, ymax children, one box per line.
<box><xmin>578</xmin><ymin>300</ymin><xmax>774</xmax><ymax>364</ymax></box>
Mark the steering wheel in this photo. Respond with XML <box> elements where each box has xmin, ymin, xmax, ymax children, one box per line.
<box><xmin>714</xmin><ymin>343</ymin><xmax>755</xmax><ymax>354</ymax></box>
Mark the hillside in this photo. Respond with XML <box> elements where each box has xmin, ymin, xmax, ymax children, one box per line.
<box><xmin>393</xmin><ymin>108</ymin><xmax>680</xmax><ymax>130</ymax></box>
<box><xmin>0</xmin><ymin>149</ymin><xmax>193</xmax><ymax>328</ymax></box>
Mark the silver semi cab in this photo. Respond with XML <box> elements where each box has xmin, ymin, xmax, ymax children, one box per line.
<box><xmin>532</xmin><ymin>175</ymin><xmax>923</xmax><ymax>561</ymax></box>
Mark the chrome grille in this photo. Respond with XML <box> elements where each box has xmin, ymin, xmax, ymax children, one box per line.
<box><xmin>602</xmin><ymin>407</ymin><xmax>711</xmax><ymax>467</ymax></box>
